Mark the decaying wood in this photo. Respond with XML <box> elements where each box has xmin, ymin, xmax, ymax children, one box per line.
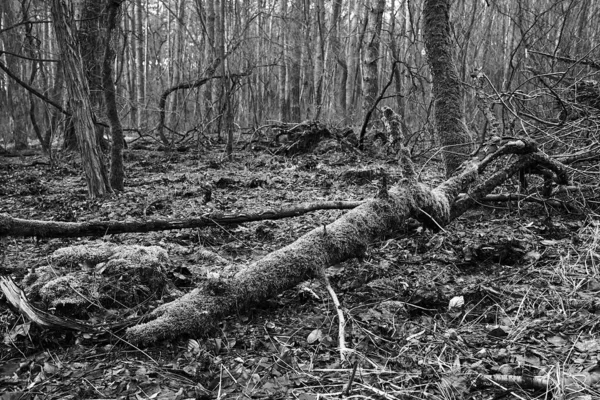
<box><xmin>0</xmin><ymin>276</ymin><xmax>96</xmax><ymax>332</ymax></box>
<box><xmin>0</xmin><ymin>200</ymin><xmax>363</xmax><ymax>238</ymax></box>
<box><xmin>125</xmin><ymin>136</ymin><xmax>566</xmax><ymax>344</ymax></box>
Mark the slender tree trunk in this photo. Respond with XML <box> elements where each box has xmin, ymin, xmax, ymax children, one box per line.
<box><xmin>301</xmin><ymin>0</ymin><xmax>313</xmax><ymax>119</ymax></box>
<box><xmin>103</xmin><ymin>0</ymin><xmax>125</xmax><ymax>191</ymax></box>
<box><xmin>346</xmin><ymin>0</ymin><xmax>361</xmax><ymax>122</ymax></box>
<box><xmin>203</xmin><ymin>0</ymin><xmax>215</xmax><ymax>133</ymax></box>
<box><xmin>1</xmin><ymin>1</ymin><xmax>29</xmax><ymax>151</ymax></box>
<box><xmin>51</xmin><ymin>0</ymin><xmax>111</xmax><ymax>198</ymax></box>
<box><xmin>330</xmin><ymin>0</ymin><xmax>346</xmax><ymax>119</ymax></box>
<box><xmin>288</xmin><ymin>0</ymin><xmax>302</xmax><ymax>122</ymax></box>
<box><xmin>79</xmin><ymin>0</ymin><xmax>108</xmax><ymax>150</ymax></box>
<box><xmin>127</xmin><ymin>5</ymin><xmax>137</xmax><ymax>127</ymax></box>
<box><xmin>219</xmin><ymin>0</ymin><xmax>233</xmax><ymax>159</ymax></box>
<box><xmin>22</xmin><ymin>2</ymin><xmax>47</xmax><ymax>153</ymax></box>
<box><xmin>136</xmin><ymin>0</ymin><xmax>145</xmax><ymax>128</ymax></box>
<box><xmin>390</xmin><ymin>0</ymin><xmax>406</xmax><ymax>120</ymax></box>
<box><xmin>313</xmin><ymin>0</ymin><xmax>325</xmax><ymax>119</ymax></box>
<box><xmin>362</xmin><ymin>0</ymin><xmax>385</xmax><ymax>119</ymax></box>
<box><xmin>423</xmin><ymin>0</ymin><xmax>471</xmax><ymax>177</ymax></box>
<box><xmin>278</xmin><ymin>0</ymin><xmax>288</xmax><ymax>122</ymax></box>
<box><xmin>166</xmin><ymin>0</ymin><xmax>186</xmax><ymax>139</ymax></box>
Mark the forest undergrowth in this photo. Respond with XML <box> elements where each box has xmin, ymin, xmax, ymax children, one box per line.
<box><xmin>1</xmin><ymin>144</ymin><xmax>599</xmax><ymax>400</ymax></box>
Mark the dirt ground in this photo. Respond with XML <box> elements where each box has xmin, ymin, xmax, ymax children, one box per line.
<box><xmin>1</xmin><ymin>144</ymin><xmax>599</xmax><ymax>400</ymax></box>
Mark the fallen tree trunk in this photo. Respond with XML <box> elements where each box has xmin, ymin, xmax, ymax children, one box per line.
<box><xmin>126</xmin><ymin>138</ymin><xmax>552</xmax><ymax>344</ymax></box>
<box><xmin>0</xmin><ymin>200</ymin><xmax>363</xmax><ymax>238</ymax></box>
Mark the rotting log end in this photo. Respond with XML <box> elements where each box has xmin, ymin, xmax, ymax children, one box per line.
<box><xmin>126</xmin><ymin>289</ymin><xmax>231</xmax><ymax>344</ymax></box>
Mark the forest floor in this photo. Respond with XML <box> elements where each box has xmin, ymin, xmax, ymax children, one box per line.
<box><xmin>1</xmin><ymin>142</ymin><xmax>599</xmax><ymax>400</ymax></box>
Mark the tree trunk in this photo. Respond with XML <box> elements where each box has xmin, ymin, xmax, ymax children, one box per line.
<box><xmin>218</xmin><ymin>0</ymin><xmax>233</xmax><ymax>160</ymax></box>
<box><xmin>329</xmin><ymin>0</ymin><xmax>346</xmax><ymax>118</ymax></box>
<box><xmin>345</xmin><ymin>0</ymin><xmax>362</xmax><ymax>123</ymax></box>
<box><xmin>79</xmin><ymin>0</ymin><xmax>108</xmax><ymax>150</ymax></box>
<box><xmin>313</xmin><ymin>0</ymin><xmax>326</xmax><ymax>119</ymax></box>
<box><xmin>278</xmin><ymin>0</ymin><xmax>288</xmax><ymax>121</ymax></box>
<box><xmin>51</xmin><ymin>0</ymin><xmax>111</xmax><ymax>198</ymax></box>
<box><xmin>423</xmin><ymin>0</ymin><xmax>471</xmax><ymax>177</ymax></box>
<box><xmin>362</xmin><ymin>0</ymin><xmax>385</xmax><ymax>119</ymax></box>
<box><xmin>1</xmin><ymin>0</ymin><xmax>29</xmax><ymax>151</ymax></box>
<box><xmin>390</xmin><ymin>0</ymin><xmax>406</xmax><ymax>120</ymax></box>
<box><xmin>136</xmin><ymin>0</ymin><xmax>145</xmax><ymax>128</ymax></box>
<box><xmin>103</xmin><ymin>0</ymin><xmax>125</xmax><ymax>191</ymax></box>
<box><xmin>203</xmin><ymin>0</ymin><xmax>216</xmax><ymax>134</ymax></box>
<box><xmin>288</xmin><ymin>0</ymin><xmax>302</xmax><ymax>122</ymax></box>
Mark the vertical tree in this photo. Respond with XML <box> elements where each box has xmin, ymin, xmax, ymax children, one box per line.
<box><xmin>218</xmin><ymin>0</ymin><xmax>233</xmax><ymax>159</ymax></box>
<box><xmin>79</xmin><ymin>0</ymin><xmax>107</xmax><ymax>149</ymax></box>
<box><xmin>389</xmin><ymin>0</ymin><xmax>406</xmax><ymax>120</ymax></box>
<box><xmin>103</xmin><ymin>0</ymin><xmax>125</xmax><ymax>191</ymax></box>
<box><xmin>313</xmin><ymin>0</ymin><xmax>326</xmax><ymax>118</ymax></box>
<box><xmin>203</xmin><ymin>0</ymin><xmax>216</xmax><ymax>132</ymax></box>
<box><xmin>329</xmin><ymin>0</ymin><xmax>346</xmax><ymax>119</ymax></box>
<box><xmin>51</xmin><ymin>0</ymin><xmax>111</xmax><ymax>198</ymax></box>
<box><xmin>423</xmin><ymin>0</ymin><xmax>471</xmax><ymax>176</ymax></box>
<box><xmin>347</xmin><ymin>0</ymin><xmax>367</xmax><ymax>121</ymax></box>
<box><xmin>362</xmin><ymin>0</ymin><xmax>386</xmax><ymax>119</ymax></box>
<box><xmin>135</xmin><ymin>0</ymin><xmax>145</xmax><ymax>128</ymax></box>
<box><xmin>278</xmin><ymin>0</ymin><xmax>288</xmax><ymax>121</ymax></box>
<box><xmin>0</xmin><ymin>0</ymin><xmax>29</xmax><ymax>151</ymax></box>
<box><xmin>288</xmin><ymin>0</ymin><xmax>302</xmax><ymax>122</ymax></box>
<box><xmin>167</xmin><ymin>0</ymin><xmax>186</xmax><ymax>135</ymax></box>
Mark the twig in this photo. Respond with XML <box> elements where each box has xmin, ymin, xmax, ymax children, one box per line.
<box><xmin>340</xmin><ymin>361</ymin><xmax>359</xmax><ymax>397</ymax></box>
<box><xmin>324</xmin><ymin>275</ymin><xmax>349</xmax><ymax>363</ymax></box>
<box><xmin>358</xmin><ymin>62</ymin><xmax>399</xmax><ymax>149</ymax></box>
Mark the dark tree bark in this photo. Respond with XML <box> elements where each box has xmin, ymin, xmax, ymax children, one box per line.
<box><xmin>288</xmin><ymin>0</ymin><xmax>302</xmax><ymax>122</ymax></box>
<box><xmin>103</xmin><ymin>0</ymin><xmax>125</xmax><ymax>191</ymax></box>
<box><xmin>135</xmin><ymin>0</ymin><xmax>145</xmax><ymax>128</ymax></box>
<box><xmin>362</xmin><ymin>0</ymin><xmax>385</xmax><ymax>119</ymax></box>
<box><xmin>423</xmin><ymin>0</ymin><xmax>472</xmax><ymax>177</ymax></box>
<box><xmin>1</xmin><ymin>1</ymin><xmax>29</xmax><ymax>151</ymax></box>
<box><xmin>79</xmin><ymin>0</ymin><xmax>108</xmax><ymax>150</ymax></box>
<box><xmin>330</xmin><ymin>0</ymin><xmax>347</xmax><ymax>117</ymax></box>
<box><xmin>51</xmin><ymin>0</ymin><xmax>111</xmax><ymax>198</ymax></box>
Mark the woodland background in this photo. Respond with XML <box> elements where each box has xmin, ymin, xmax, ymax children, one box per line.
<box><xmin>2</xmin><ymin>0</ymin><xmax>598</xmax><ymax>154</ymax></box>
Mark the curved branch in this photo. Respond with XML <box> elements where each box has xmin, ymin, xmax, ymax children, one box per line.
<box><xmin>0</xmin><ymin>58</ymin><xmax>69</xmax><ymax>115</ymax></box>
<box><xmin>358</xmin><ymin>61</ymin><xmax>398</xmax><ymax>149</ymax></box>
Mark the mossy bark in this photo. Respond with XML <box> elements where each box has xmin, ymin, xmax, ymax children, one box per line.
<box><xmin>423</xmin><ymin>0</ymin><xmax>472</xmax><ymax>177</ymax></box>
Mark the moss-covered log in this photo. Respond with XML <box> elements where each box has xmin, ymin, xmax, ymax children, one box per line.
<box><xmin>126</xmin><ymin>183</ymin><xmax>448</xmax><ymax>343</ymax></box>
<box><xmin>127</xmin><ymin>138</ymin><xmax>552</xmax><ymax>344</ymax></box>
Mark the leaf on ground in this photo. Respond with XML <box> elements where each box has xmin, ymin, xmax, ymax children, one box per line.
<box><xmin>307</xmin><ymin>329</ymin><xmax>324</xmax><ymax>344</ymax></box>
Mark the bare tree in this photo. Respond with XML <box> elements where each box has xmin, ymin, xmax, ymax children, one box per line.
<box><xmin>103</xmin><ymin>0</ymin><xmax>125</xmax><ymax>191</ymax></box>
<box><xmin>423</xmin><ymin>0</ymin><xmax>471</xmax><ymax>176</ymax></box>
<box><xmin>288</xmin><ymin>0</ymin><xmax>302</xmax><ymax>122</ymax></box>
<box><xmin>0</xmin><ymin>0</ymin><xmax>29</xmax><ymax>151</ymax></box>
<box><xmin>135</xmin><ymin>0</ymin><xmax>145</xmax><ymax>128</ymax></box>
<box><xmin>51</xmin><ymin>0</ymin><xmax>111</xmax><ymax>198</ymax></box>
<box><xmin>362</xmin><ymin>0</ymin><xmax>386</xmax><ymax>119</ymax></box>
<box><xmin>278</xmin><ymin>0</ymin><xmax>288</xmax><ymax>121</ymax></box>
